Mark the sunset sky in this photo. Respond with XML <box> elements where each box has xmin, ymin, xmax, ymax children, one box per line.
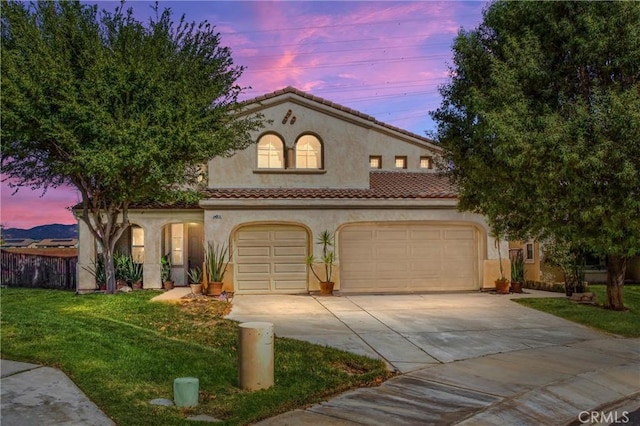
<box><xmin>1</xmin><ymin>0</ymin><xmax>488</xmax><ymax>229</ymax></box>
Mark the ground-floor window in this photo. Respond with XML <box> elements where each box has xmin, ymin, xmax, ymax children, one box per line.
<box><xmin>131</xmin><ymin>226</ymin><xmax>144</xmax><ymax>263</ymax></box>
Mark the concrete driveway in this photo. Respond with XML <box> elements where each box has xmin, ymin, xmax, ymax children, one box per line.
<box><xmin>227</xmin><ymin>290</ymin><xmax>604</xmax><ymax>373</ymax></box>
<box><xmin>229</xmin><ymin>290</ymin><xmax>640</xmax><ymax>425</ymax></box>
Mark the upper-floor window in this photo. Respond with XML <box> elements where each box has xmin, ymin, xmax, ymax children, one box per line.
<box><xmin>420</xmin><ymin>156</ymin><xmax>433</xmax><ymax>169</ymax></box>
<box><xmin>395</xmin><ymin>156</ymin><xmax>407</xmax><ymax>169</ymax></box>
<box><xmin>295</xmin><ymin>134</ymin><xmax>322</xmax><ymax>169</ymax></box>
<box><xmin>369</xmin><ymin>156</ymin><xmax>382</xmax><ymax>169</ymax></box>
<box><xmin>257</xmin><ymin>134</ymin><xmax>284</xmax><ymax>168</ymax></box>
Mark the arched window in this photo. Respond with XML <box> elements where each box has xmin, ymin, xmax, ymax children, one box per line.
<box><xmin>257</xmin><ymin>134</ymin><xmax>284</xmax><ymax>168</ymax></box>
<box><xmin>295</xmin><ymin>134</ymin><xmax>322</xmax><ymax>169</ymax></box>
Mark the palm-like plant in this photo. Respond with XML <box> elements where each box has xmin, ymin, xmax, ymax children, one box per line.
<box><xmin>306</xmin><ymin>230</ymin><xmax>335</xmax><ymax>283</ymax></box>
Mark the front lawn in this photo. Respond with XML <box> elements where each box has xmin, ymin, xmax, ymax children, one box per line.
<box><xmin>0</xmin><ymin>288</ymin><xmax>390</xmax><ymax>425</ymax></box>
<box><xmin>516</xmin><ymin>284</ymin><xmax>640</xmax><ymax>337</ymax></box>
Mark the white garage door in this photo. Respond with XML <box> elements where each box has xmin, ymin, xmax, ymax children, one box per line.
<box><xmin>235</xmin><ymin>225</ymin><xmax>308</xmax><ymax>294</ymax></box>
<box><xmin>340</xmin><ymin>223</ymin><xmax>479</xmax><ymax>293</ymax></box>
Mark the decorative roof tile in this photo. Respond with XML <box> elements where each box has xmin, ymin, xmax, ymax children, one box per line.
<box><xmin>202</xmin><ymin>171</ymin><xmax>457</xmax><ymax>200</ymax></box>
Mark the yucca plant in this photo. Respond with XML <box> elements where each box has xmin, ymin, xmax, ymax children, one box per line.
<box><xmin>205</xmin><ymin>241</ymin><xmax>230</xmax><ymax>283</ymax></box>
<box><xmin>187</xmin><ymin>267</ymin><xmax>203</xmax><ymax>284</ymax></box>
<box><xmin>305</xmin><ymin>230</ymin><xmax>335</xmax><ymax>283</ymax></box>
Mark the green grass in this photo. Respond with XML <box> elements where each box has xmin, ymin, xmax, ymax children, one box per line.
<box><xmin>0</xmin><ymin>288</ymin><xmax>390</xmax><ymax>425</ymax></box>
<box><xmin>516</xmin><ymin>285</ymin><xmax>640</xmax><ymax>338</ymax></box>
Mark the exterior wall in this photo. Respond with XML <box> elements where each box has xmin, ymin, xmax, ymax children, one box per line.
<box><xmin>202</xmin><ymin>202</ymin><xmax>502</xmax><ymax>292</ymax></box>
<box><xmin>208</xmin><ymin>99</ymin><xmax>439</xmax><ymax>190</ymax></box>
<box><xmin>76</xmin><ymin>210</ymin><xmax>204</xmax><ymax>293</ymax></box>
<box><xmin>509</xmin><ymin>240</ymin><xmax>541</xmax><ymax>282</ymax></box>
<box><xmin>77</xmin><ymin>219</ymin><xmax>97</xmax><ymax>292</ymax></box>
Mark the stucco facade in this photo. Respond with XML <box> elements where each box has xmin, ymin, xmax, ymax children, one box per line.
<box><xmin>76</xmin><ymin>87</ymin><xmax>507</xmax><ymax>294</ymax></box>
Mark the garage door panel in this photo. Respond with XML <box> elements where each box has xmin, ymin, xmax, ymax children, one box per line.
<box><xmin>273</xmin><ymin>263</ymin><xmax>307</xmax><ymax>273</ymax></box>
<box><xmin>410</xmin><ymin>230</ymin><xmax>441</xmax><ymax>240</ymax></box>
<box><xmin>274</xmin><ymin>278</ymin><xmax>309</xmax><ymax>290</ymax></box>
<box><xmin>410</xmin><ymin>244</ymin><xmax>441</xmax><ymax>258</ymax></box>
<box><xmin>237</xmin><ymin>246</ymin><xmax>271</xmax><ymax>257</ymax></box>
<box><xmin>274</xmin><ymin>229</ymin><xmax>306</xmax><ymax>239</ymax></box>
<box><xmin>444</xmin><ymin>229</ymin><xmax>475</xmax><ymax>240</ymax></box>
<box><xmin>343</xmin><ymin>229</ymin><xmax>374</xmax><ymax>240</ymax></box>
<box><xmin>376</xmin><ymin>229</ymin><xmax>409</xmax><ymax>241</ymax></box>
<box><xmin>340</xmin><ymin>223</ymin><xmax>479</xmax><ymax>293</ymax></box>
<box><xmin>273</xmin><ymin>246</ymin><xmax>306</xmax><ymax>257</ymax></box>
<box><xmin>411</xmin><ymin>261</ymin><xmax>441</xmax><ymax>274</ymax></box>
<box><xmin>237</xmin><ymin>263</ymin><xmax>270</xmax><ymax>274</ymax></box>
<box><xmin>237</xmin><ymin>230</ymin><xmax>270</xmax><ymax>242</ymax></box>
<box><xmin>376</xmin><ymin>244</ymin><xmax>408</xmax><ymax>258</ymax></box>
<box><xmin>235</xmin><ymin>226</ymin><xmax>308</xmax><ymax>294</ymax></box>
<box><xmin>236</xmin><ymin>280</ymin><xmax>271</xmax><ymax>291</ymax></box>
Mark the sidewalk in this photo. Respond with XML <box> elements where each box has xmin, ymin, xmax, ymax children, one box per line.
<box><xmin>0</xmin><ymin>360</ymin><xmax>114</xmax><ymax>426</ymax></box>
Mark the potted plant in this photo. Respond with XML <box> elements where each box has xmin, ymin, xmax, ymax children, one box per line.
<box><xmin>187</xmin><ymin>267</ymin><xmax>203</xmax><ymax>294</ymax></box>
<box><xmin>205</xmin><ymin>241</ymin><xmax>229</xmax><ymax>296</ymax></box>
<box><xmin>510</xmin><ymin>249</ymin><xmax>524</xmax><ymax>293</ymax></box>
<box><xmin>126</xmin><ymin>256</ymin><xmax>144</xmax><ymax>290</ymax></box>
<box><xmin>114</xmin><ymin>251</ymin><xmax>130</xmax><ymax>289</ymax></box>
<box><xmin>306</xmin><ymin>230</ymin><xmax>335</xmax><ymax>296</ymax></box>
<box><xmin>161</xmin><ymin>254</ymin><xmax>174</xmax><ymax>290</ymax></box>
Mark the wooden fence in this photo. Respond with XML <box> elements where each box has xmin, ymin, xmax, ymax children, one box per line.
<box><xmin>1</xmin><ymin>250</ymin><xmax>77</xmax><ymax>290</ymax></box>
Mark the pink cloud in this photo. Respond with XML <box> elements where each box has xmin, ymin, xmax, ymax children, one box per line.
<box><xmin>1</xmin><ymin>181</ymin><xmax>79</xmax><ymax>229</ymax></box>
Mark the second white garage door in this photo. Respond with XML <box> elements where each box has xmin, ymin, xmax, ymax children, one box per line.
<box><xmin>340</xmin><ymin>223</ymin><xmax>479</xmax><ymax>293</ymax></box>
<box><xmin>234</xmin><ymin>225</ymin><xmax>308</xmax><ymax>294</ymax></box>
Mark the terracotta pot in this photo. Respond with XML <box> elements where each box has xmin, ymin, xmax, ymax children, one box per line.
<box><xmin>190</xmin><ymin>283</ymin><xmax>203</xmax><ymax>294</ymax></box>
<box><xmin>510</xmin><ymin>281</ymin><xmax>523</xmax><ymax>294</ymax></box>
<box><xmin>132</xmin><ymin>281</ymin><xmax>143</xmax><ymax>290</ymax></box>
<box><xmin>163</xmin><ymin>280</ymin><xmax>174</xmax><ymax>291</ymax></box>
<box><xmin>116</xmin><ymin>279</ymin><xmax>127</xmax><ymax>289</ymax></box>
<box><xmin>319</xmin><ymin>281</ymin><xmax>335</xmax><ymax>296</ymax></box>
<box><xmin>495</xmin><ymin>278</ymin><xmax>510</xmax><ymax>294</ymax></box>
<box><xmin>207</xmin><ymin>281</ymin><xmax>223</xmax><ymax>296</ymax></box>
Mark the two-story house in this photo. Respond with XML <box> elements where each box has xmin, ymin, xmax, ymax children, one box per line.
<box><xmin>76</xmin><ymin>87</ymin><xmax>507</xmax><ymax>294</ymax></box>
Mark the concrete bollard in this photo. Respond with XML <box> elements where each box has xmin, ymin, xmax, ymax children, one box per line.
<box><xmin>238</xmin><ymin>322</ymin><xmax>274</xmax><ymax>391</ymax></box>
<box><xmin>173</xmin><ymin>377</ymin><xmax>199</xmax><ymax>407</ymax></box>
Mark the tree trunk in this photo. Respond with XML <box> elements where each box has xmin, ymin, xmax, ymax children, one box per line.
<box><xmin>606</xmin><ymin>255</ymin><xmax>626</xmax><ymax>311</ymax></box>
<box><xmin>103</xmin><ymin>244</ymin><xmax>117</xmax><ymax>294</ymax></box>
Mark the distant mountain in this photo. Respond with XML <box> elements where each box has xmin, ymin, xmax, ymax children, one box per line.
<box><xmin>2</xmin><ymin>224</ymin><xmax>78</xmax><ymax>240</ymax></box>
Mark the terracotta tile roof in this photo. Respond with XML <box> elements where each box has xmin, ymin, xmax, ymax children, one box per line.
<box><xmin>242</xmin><ymin>87</ymin><xmax>439</xmax><ymax>148</ymax></box>
<box><xmin>202</xmin><ymin>171</ymin><xmax>457</xmax><ymax>200</ymax></box>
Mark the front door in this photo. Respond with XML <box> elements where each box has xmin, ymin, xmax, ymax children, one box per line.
<box><xmin>187</xmin><ymin>223</ymin><xmax>204</xmax><ymax>279</ymax></box>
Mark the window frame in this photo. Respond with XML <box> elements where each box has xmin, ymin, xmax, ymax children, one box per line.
<box><xmin>419</xmin><ymin>156</ymin><xmax>433</xmax><ymax>169</ymax></box>
<box><xmin>256</xmin><ymin>133</ymin><xmax>285</xmax><ymax>169</ymax></box>
<box><xmin>395</xmin><ymin>156</ymin><xmax>408</xmax><ymax>169</ymax></box>
<box><xmin>524</xmin><ymin>241</ymin><xmax>535</xmax><ymax>264</ymax></box>
<box><xmin>170</xmin><ymin>223</ymin><xmax>184</xmax><ymax>266</ymax></box>
<box><xmin>369</xmin><ymin>155</ymin><xmax>382</xmax><ymax>169</ymax></box>
<box><xmin>294</xmin><ymin>133</ymin><xmax>323</xmax><ymax>170</ymax></box>
<box><xmin>131</xmin><ymin>226</ymin><xmax>144</xmax><ymax>264</ymax></box>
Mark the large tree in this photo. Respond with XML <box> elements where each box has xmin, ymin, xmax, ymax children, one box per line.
<box><xmin>1</xmin><ymin>1</ymin><xmax>263</xmax><ymax>293</ymax></box>
<box><xmin>431</xmin><ymin>1</ymin><xmax>640</xmax><ymax>310</ymax></box>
